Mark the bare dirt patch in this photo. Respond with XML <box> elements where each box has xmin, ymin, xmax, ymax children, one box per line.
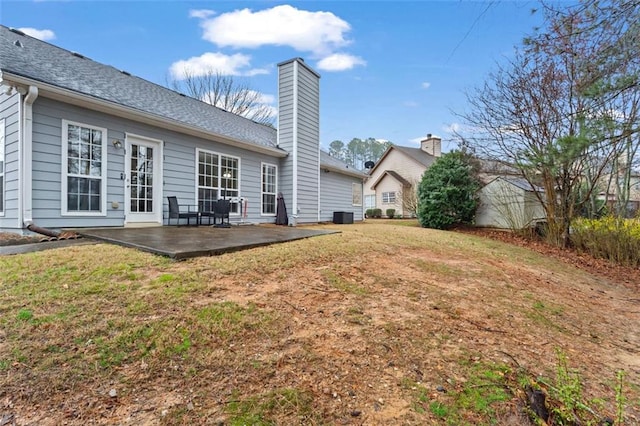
<box><xmin>1</xmin><ymin>223</ymin><xmax>638</xmax><ymax>425</ymax></box>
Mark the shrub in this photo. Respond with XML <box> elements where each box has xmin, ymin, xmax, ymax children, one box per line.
<box><xmin>417</xmin><ymin>151</ymin><xmax>480</xmax><ymax>229</ymax></box>
<box><xmin>365</xmin><ymin>209</ymin><xmax>374</xmax><ymax>218</ymax></box>
<box><xmin>372</xmin><ymin>208</ymin><xmax>383</xmax><ymax>218</ymax></box>
<box><xmin>386</xmin><ymin>208</ymin><xmax>396</xmax><ymax>218</ymax></box>
<box><xmin>571</xmin><ymin>217</ymin><xmax>640</xmax><ymax>267</ymax></box>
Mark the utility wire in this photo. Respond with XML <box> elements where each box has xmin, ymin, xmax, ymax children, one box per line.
<box><xmin>446</xmin><ymin>1</ymin><xmax>496</xmax><ymax>64</ymax></box>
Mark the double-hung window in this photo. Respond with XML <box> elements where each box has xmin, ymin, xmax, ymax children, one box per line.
<box><xmin>62</xmin><ymin>120</ymin><xmax>107</xmax><ymax>215</ymax></box>
<box><xmin>382</xmin><ymin>191</ymin><xmax>396</xmax><ymax>204</ymax></box>
<box><xmin>261</xmin><ymin>163</ymin><xmax>277</xmax><ymax>215</ymax></box>
<box><xmin>0</xmin><ymin>119</ymin><xmax>4</xmax><ymax>214</ymax></box>
<box><xmin>352</xmin><ymin>182</ymin><xmax>362</xmax><ymax>206</ymax></box>
<box><xmin>197</xmin><ymin>149</ymin><xmax>240</xmax><ymax>214</ymax></box>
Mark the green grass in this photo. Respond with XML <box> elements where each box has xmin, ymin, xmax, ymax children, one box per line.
<box><xmin>0</xmin><ymin>223</ymin><xmax>636</xmax><ymax>424</ymax></box>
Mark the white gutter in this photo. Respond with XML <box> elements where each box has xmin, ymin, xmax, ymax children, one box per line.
<box><xmin>2</xmin><ymin>72</ymin><xmax>287</xmax><ymax>158</ymax></box>
<box><xmin>21</xmin><ymin>85</ymin><xmax>38</xmax><ymax>227</ymax></box>
<box><xmin>292</xmin><ymin>61</ymin><xmax>299</xmax><ymax>217</ymax></box>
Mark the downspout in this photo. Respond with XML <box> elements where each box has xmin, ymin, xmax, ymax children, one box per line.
<box><xmin>21</xmin><ymin>85</ymin><xmax>38</xmax><ymax>227</ymax></box>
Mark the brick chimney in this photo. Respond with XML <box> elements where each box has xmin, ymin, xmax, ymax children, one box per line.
<box><xmin>420</xmin><ymin>134</ymin><xmax>441</xmax><ymax>157</ymax></box>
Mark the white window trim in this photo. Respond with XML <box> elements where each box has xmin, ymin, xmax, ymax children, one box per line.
<box><xmin>352</xmin><ymin>182</ymin><xmax>362</xmax><ymax>207</ymax></box>
<box><xmin>261</xmin><ymin>162</ymin><xmax>278</xmax><ymax>216</ymax></box>
<box><xmin>0</xmin><ymin>119</ymin><xmax>5</xmax><ymax>216</ymax></box>
<box><xmin>382</xmin><ymin>191</ymin><xmax>396</xmax><ymax>204</ymax></box>
<box><xmin>61</xmin><ymin>119</ymin><xmax>108</xmax><ymax>216</ymax></box>
<box><xmin>195</xmin><ymin>148</ymin><xmax>242</xmax><ymax>216</ymax></box>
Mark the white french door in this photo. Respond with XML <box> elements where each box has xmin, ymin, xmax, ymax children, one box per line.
<box><xmin>124</xmin><ymin>134</ymin><xmax>163</xmax><ymax>225</ymax></box>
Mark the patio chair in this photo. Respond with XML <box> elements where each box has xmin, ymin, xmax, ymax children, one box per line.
<box><xmin>167</xmin><ymin>196</ymin><xmax>199</xmax><ymax>226</ymax></box>
<box><xmin>213</xmin><ymin>199</ymin><xmax>231</xmax><ymax>228</ymax></box>
<box><xmin>198</xmin><ymin>200</ymin><xmax>216</xmax><ymax>226</ymax></box>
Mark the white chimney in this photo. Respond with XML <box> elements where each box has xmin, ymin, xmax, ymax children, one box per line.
<box><xmin>420</xmin><ymin>133</ymin><xmax>441</xmax><ymax>157</ymax></box>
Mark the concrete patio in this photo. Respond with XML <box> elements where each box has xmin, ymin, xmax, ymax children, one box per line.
<box><xmin>76</xmin><ymin>225</ymin><xmax>339</xmax><ymax>260</ymax></box>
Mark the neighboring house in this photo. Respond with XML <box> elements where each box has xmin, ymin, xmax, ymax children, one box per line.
<box><xmin>0</xmin><ymin>26</ymin><xmax>365</xmax><ymax>232</ymax></box>
<box><xmin>597</xmin><ymin>171</ymin><xmax>640</xmax><ymax>217</ymax></box>
<box><xmin>475</xmin><ymin>176</ymin><xmax>546</xmax><ymax>229</ymax></box>
<box><xmin>364</xmin><ymin>135</ymin><xmax>441</xmax><ymax>217</ymax></box>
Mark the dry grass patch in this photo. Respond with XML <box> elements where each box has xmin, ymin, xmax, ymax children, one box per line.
<box><xmin>1</xmin><ymin>222</ymin><xmax>638</xmax><ymax>425</ymax></box>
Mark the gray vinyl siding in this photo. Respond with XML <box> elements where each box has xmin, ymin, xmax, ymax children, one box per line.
<box><xmin>277</xmin><ymin>59</ymin><xmax>320</xmax><ymax>223</ymax></box>
<box><xmin>320</xmin><ymin>172</ymin><xmax>363</xmax><ymax>222</ymax></box>
<box><xmin>296</xmin><ymin>66</ymin><xmax>320</xmax><ymax>222</ymax></box>
<box><xmin>277</xmin><ymin>61</ymin><xmax>295</xmax><ymax>216</ymax></box>
<box><xmin>30</xmin><ymin>96</ymin><xmax>280</xmax><ymax>228</ymax></box>
<box><xmin>0</xmin><ymin>92</ymin><xmax>21</xmax><ymax>229</ymax></box>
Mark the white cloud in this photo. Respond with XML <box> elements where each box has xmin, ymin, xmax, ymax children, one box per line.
<box><xmin>170</xmin><ymin>52</ymin><xmax>268</xmax><ymax>79</ymax></box>
<box><xmin>316</xmin><ymin>53</ymin><xmax>365</xmax><ymax>71</ymax></box>
<box><xmin>403</xmin><ymin>101</ymin><xmax>419</xmax><ymax>108</ymax></box>
<box><xmin>421</xmin><ymin>82</ymin><xmax>431</xmax><ymax>89</ymax></box>
<box><xmin>189</xmin><ymin>9</ymin><xmax>216</xmax><ymax>19</ymax></box>
<box><xmin>409</xmin><ymin>137</ymin><xmax>423</xmax><ymax>146</ymax></box>
<box><xmin>196</xmin><ymin>5</ymin><xmax>352</xmax><ymax>56</ymax></box>
<box><xmin>18</xmin><ymin>27</ymin><xmax>55</xmax><ymax>41</ymax></box>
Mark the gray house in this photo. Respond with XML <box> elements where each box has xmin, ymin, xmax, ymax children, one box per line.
<box><xmin>0</xmin><ymin>26</ymin><xmax>365</xmax><ymax>232</ymax></box>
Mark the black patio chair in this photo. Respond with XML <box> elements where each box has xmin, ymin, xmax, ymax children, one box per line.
<box><xmin>198</xmin><ymin>200</ymin><xmax>216</xmax><ymax>225</ymax></box>
<box><xmin>213</xmin><ymin>199</ymin><xmax>231</xmax><ymax>228</ymax></box>
<box><xmin>167</xmin><ymin>196</ymin><xmax>199</xmax><ymax>226</ymax></box>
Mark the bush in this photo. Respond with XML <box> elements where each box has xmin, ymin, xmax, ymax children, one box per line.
<box><xmin>386</xmin><ymin>208</ymin><xmax>396</xmax><ymax>218</ymax></box>
<box><xmin>365</xmin><ymin>209</ymin><xmax>374</xmax><ymax>218</ymax></box>
<box><xmin>417</xmin><ymin>151</ymin><xmax>480</xmax><ymax>229</ymax></box>
<box><xmin>571</xmin><ymin>217</ymin><xmax>640</xmax><ymax>267</ymax></box>
<box><xmin>372</xmin><ymin>208</ymin><xmax>382</xmax><ymax>218</ymax></box>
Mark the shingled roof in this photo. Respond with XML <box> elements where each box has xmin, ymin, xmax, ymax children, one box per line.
<box><xmin>319</xmin><ymin>150</ymin><xmax>367</xmax><ymax>179</ymax></box>
<box><xmin>392</xmin><ymin>146</ymin><xmax>438</xmax><ymax>168</ymax></box>
<box><xmin>0</xmin><ymin>25</ymin><xmax>280</xmax><ymax>152</ymax></box>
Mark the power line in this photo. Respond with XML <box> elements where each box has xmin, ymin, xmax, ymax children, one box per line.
<box><xmin>446</xmin><ymin>1</ymin><xmax>496</xmax><ymax>64</ymax></box>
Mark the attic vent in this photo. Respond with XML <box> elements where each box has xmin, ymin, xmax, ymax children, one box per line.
<box><xmin>120</xmin><ymin>70</ymin><xmax>131</xmax><ymax>76</ymax></box>
<box><xmin>71</xmin><ymin>51</ymin><xmax>86</xmax><ymax>59</ymax></box>
<box><xmin>9</xmin><ymin>28</ymin><xmax>26</xmax><ymax>36</ymax></box>
<box><xmin>14</xmin><ymin>40</ymin><xmax>23</xmax><ymax>48</ymax></box>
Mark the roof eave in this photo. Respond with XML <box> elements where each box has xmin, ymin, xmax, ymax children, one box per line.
<box><xmin>321</xmin><ymin>164</ymin><xmax>366</xmax><ymax>179</ymax></box>
<box><xmin>1</xmin><ymin>71</ymin><xmax>288</xmax><ymax>158</ymax></box>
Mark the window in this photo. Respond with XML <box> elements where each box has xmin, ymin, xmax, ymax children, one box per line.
<box><xmin>61</xmin><ymin>120</ymin><xmax>107</xmax><ymax>215</ymax></box>
<box><xmin>382</xmin><ymin>191</ymin><xmax>396</xmax><ymax>204</ymax></box>
<box><xmin>197</xmin><ymin>149</ymin><xmax>240</xmax><ymax>214</ymax></box>
<box><xmin>352</xmin><ymin>182</ymin><xmax>362</xmax><ymax>206</ymax></box>
<box><xmin>364</xmin><ymin>194</ymin><xmax>376</xmax><ymax>209</ymax></box>
<box><xmin>261</xmin><ymin>163</ymin><xmax>277</xmax><ymax>215</ymax></box>
<box><xmin>0</xmin><ymin>119</ymin><xmax>4</xmax><ymax>214</ymax></box>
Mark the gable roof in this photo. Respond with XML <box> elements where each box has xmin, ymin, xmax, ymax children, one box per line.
<box><xmin>368</xmin><ymin>145</ymin><xmax>437</xmax><ymax>176</ymax></box>
<box><xmin>320</xmin><ymin>150</ymin><xmax>367</xmax><ymax>179</ymax></box>
<box><xmin>0</xmin><ymin>25</ymin><xmax>283</xmax><ymax>156</ymax></box>
<box><xmin>370</xmin><ymin>170</ymin><xmax>411</xmax><ymax>190</ymax></box>
<box><xmin>487</xmin><ymin>176</ymin><xmax>545</xmax><ymax>193</ymax></box>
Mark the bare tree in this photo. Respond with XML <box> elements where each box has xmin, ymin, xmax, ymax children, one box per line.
<box><xmin>457</xmin><ymin>2</ymin><xmax>639</xmax><ymax>247</ymax></box>
<box><xmin>398</xmin><ymin>178</ymin><xmax>419</xmax><ymax>218</ymax></box>
<box><xmin>170</xmin><ymin>67</ymin><xmax>276</xmax><ymax>126</ymax></box>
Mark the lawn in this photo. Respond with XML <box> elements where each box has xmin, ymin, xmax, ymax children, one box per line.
<box><xmin>1</xmin><ymin>221</ymin><xmax>638</xmax><ymax>425</ymax></box>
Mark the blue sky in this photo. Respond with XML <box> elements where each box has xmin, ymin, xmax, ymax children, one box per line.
<box><xmin>1</xmin><ymin>0</ymin><xmax>553</xmax><ymax>152</ymax></box>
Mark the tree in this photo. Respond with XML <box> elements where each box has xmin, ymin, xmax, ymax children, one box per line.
<box><xmin>398</xmin><ymin>178</ymin><xmax>420</xmax><ymax>218</ymax></box>
<box><xmin>417</xmin><ymin>151</ymin><xmax>480</xmax><ymax>229</ymax></box>
<box><xmin>329</xmin><ymin>140</ymin><xmax>345</xmax><ymax>161</ymax></box>
<box><xmin>327</xmin><ymin>137</ymin><xmax>392</xmax><ymax>168</ymax></box>
<box><xmin>169</xmin><ymin>67</ymin><xmax>276</xmax><ymax>126</ymax></box>
<box><xmin>456</xmin><ymin>1</ymin><xmax>640</xmax><ymax>247</ymax></box>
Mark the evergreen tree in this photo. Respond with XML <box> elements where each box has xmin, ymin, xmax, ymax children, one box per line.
<box><xmin>417</xmin><ymin>151</ymin><xmax>480</xmax><ymax>229</ymax></box>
